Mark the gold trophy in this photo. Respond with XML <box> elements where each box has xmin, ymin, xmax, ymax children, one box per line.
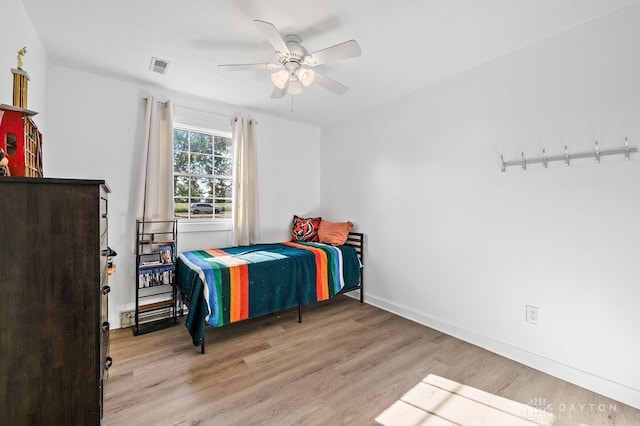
<box><xmin>12</xmin><ymin>47</ymin><xmax>30</xmax><ymax>109</ymax></box>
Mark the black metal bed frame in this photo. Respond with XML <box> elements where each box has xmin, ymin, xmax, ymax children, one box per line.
<box><xmin>181</xmin><ymin>232</ymin><xmax>365</xmax><ymax>354</ymax></box>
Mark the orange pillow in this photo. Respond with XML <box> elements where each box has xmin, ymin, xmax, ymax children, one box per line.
<box><xmin>318</xmin><ymin>220</ymin><xmax>353</xmax><ymax>245</ymax></box>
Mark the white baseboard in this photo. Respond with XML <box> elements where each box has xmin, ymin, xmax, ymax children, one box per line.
<box><xmin>355</xmin><ymin>292</ymin><xmax>640</xmax><ymax>410</ymax></box>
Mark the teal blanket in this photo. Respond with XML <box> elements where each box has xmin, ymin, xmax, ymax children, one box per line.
<box><xmin>176</xmin><ymin>241</ymin><xmax>361</xmax><ymax>346</ymax></box>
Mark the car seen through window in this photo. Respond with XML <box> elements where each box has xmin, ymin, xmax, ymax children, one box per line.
<box><xmin>189</xmin><ymin>203</ymin><xmax>221</xmax><ymax>215</ymax></box>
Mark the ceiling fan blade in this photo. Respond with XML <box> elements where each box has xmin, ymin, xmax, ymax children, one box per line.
<box><xmin>254</xmin><ymin>20</ymin><xmax>290</xmax><ymax>55</ymax></box>
<box><xmin>305</xmin><ymin>40</ymin><xmax>361</xmax><ymax>66</ymax></box>
<box><xmin>271</xmin><ymin>81</ymin><xmax>288</xmax><ymax>99</ymax></box>
<box><xmin>314</xmin><ymin>72</ymin><xmax>348</xmax><ymax>95</ymax></box>
<box><xmin>218</xmin><ymin>63</ymin><xmax>280</xmax><ymax>72</ymax></box>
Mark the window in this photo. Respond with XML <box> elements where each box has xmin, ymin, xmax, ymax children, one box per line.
<box><xmin>173</xmin><ymin>125</ymin><xmax>233</xmax><ymax>220</ymax></box>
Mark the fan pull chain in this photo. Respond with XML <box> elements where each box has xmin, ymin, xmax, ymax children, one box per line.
<box><xmin>290</xmin><ymin>93</ymin><xmax>295</xmax><ymax>112</ymax></box>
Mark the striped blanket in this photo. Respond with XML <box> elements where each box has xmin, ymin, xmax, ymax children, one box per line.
<box><xmin>176</xmin><ymin>241</ymin><xmax>361</xmax><ymax>346</ymax></box>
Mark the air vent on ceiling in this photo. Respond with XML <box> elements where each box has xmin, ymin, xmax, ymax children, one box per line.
<box><xmin>149</xmin><ymin>57</ymin><xmax>170</xmax><ymax>75</ymax></box>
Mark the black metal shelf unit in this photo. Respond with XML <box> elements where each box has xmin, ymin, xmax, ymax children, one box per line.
<box><xmin>134</xmin><ymin>219</ymin><xmax>179</xmax><ymax>335</ymax></box>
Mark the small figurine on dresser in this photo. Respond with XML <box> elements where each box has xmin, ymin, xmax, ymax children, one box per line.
<box><xmin>0</xmin><ymin>148</ymin><xmax>10</xmax><ymax>176</ymax></box>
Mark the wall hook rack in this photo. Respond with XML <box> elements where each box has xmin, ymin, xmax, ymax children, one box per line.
<box><xmin>500</xmin><ymin>138</ymin><xmax>636</xmax><ymax>172</ymax></box>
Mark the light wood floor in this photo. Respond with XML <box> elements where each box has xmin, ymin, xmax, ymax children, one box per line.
<box><xmin>104</xmin><ymin>296</ymin><xmax>639</xmax><ymax>425</ymax></box>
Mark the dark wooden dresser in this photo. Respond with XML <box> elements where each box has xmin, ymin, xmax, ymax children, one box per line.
<box><xmin>0</xmin><ymin>177</ymin><xmax>112</xmax><ymax>425</ymax></box>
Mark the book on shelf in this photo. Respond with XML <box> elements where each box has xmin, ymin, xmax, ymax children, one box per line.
<box><xmin>139</xmin><ymin>252</ymin><xmax>161</xmax><ymax>265</ymax></box>
<box><xmin>138</xmin><ymin>264</ymin><xmax>175</xmax><ymax>288</ymax></box>
<box><xmin>139</xmin><ymin>261</ymin><xmax>163</xmax><ymax>268</ymax></box>
<box><xmin>158</xmin><ymin>244</ymin><xmax>174</xmax><ymax>263</ymax></box>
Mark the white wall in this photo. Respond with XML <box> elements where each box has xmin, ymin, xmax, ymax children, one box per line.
<box><xmin>321</xmin><ymin>4</ymin><xmax>640</xmax><ymax>409</ymax></box>
<box><xmin>43</xmin><ymin>65</ymin><xmax>321</xmax><ymax>328</ymax></box>
<box><xmin>0</xmin><ymin>0</ymin><xmax>48</xmax><ymax>130</ymax></box>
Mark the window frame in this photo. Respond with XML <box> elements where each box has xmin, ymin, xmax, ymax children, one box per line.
<box><xmin>172</xmin><ymin>123</ymin><xmax>234</xmax><ymax>225</ymax></box>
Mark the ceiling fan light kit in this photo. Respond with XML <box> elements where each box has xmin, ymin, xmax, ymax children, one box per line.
<box><xmin>271</xmin><ymin>66</ymin><xmax>314</xmax><ymax>94</ymax></box>
<box><xmin>219</xmin><ymin>19</ymin><xmax>361</xmax><ymax>99</ymax></box>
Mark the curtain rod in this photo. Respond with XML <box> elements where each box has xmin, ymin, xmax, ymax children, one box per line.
<box><xmin>233</xmin><ymin>117</ymin><xmax>258</xmax><ymax>125</ymax></box>
<box><xmin>174</xmin><ymin>103</ymin><xmax>232</xmax><ymax>121</ymax></box>
<box><xmin>142</xmin><ymin>96</ymin><xmax>168</xmax><ymax>106</ymax></box>
<box><xmin>142</xmin><ymin>97</ymin><xmax>256</xmax><ymax>124</ymax></box>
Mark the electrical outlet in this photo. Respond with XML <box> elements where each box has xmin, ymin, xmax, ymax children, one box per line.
<box><xmin>526</xmin><ymin>305</ymin><xmax>539</xmax><ymax>325</ymax></box>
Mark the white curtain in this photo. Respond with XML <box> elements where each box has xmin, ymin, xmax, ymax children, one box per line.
<box><xmin>231</xmin><ymin>116</ymin><xmax>259</xmax><ymax>246</ymax></box>
<box><xmin>135</xmin><ymin>96</ymin><xmax>174</xmax><ymax>230</ymax></box>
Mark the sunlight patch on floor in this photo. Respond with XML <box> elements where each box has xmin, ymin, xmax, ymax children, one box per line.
<box><xmin>375</xmin><ymin>374</ymin><xmax>556</xmax><ymax>426</ymax></box>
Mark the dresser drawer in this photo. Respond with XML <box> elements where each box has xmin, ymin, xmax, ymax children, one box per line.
<box><xmin>100</xmin><ymin>299</ymin><xmax>110</xmax><ymax>374</ymax></box>
<box><xmin>100</xmin><ymin>191</ymin><xmax>108</xmax><ymax>237</ymax></box>
<box><xmin>100</xmin><ymin>237</ymin><xmax>108</xmax><ymax>283</ymax></box>
<box><xmin>99</xmin><ymin>284</ymin><xmax>110</xmax><ymax>378</ymax></box>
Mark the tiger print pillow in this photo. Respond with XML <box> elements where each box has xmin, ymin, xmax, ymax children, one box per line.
<box><xmin>291</xmin><ymin>215</ymin><xmax>321</xmax><ymax>242</ymax></box>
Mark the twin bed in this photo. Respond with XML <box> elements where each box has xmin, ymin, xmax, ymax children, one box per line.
<box><xmin>175</xmin><ymin>232</ymin><xmax>364</xmax><ymax>353</ymax></box>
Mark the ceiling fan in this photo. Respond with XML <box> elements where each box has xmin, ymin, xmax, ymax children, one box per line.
<box><xmin>218</xmin><ymin>20</ymin><xmax>361</xmax><ymax>98</ymax></box>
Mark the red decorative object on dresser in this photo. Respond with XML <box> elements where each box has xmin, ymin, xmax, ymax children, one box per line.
<box><xmin>0</xmin><ymin>103</ymin><xmax>43</xmax><ymax>177</ymax></box>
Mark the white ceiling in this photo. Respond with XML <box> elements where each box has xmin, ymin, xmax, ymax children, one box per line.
<box><xmin>21</xmin><ymin>0</ymin><xmax>639</xmax><ymax>126</ymax></box>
